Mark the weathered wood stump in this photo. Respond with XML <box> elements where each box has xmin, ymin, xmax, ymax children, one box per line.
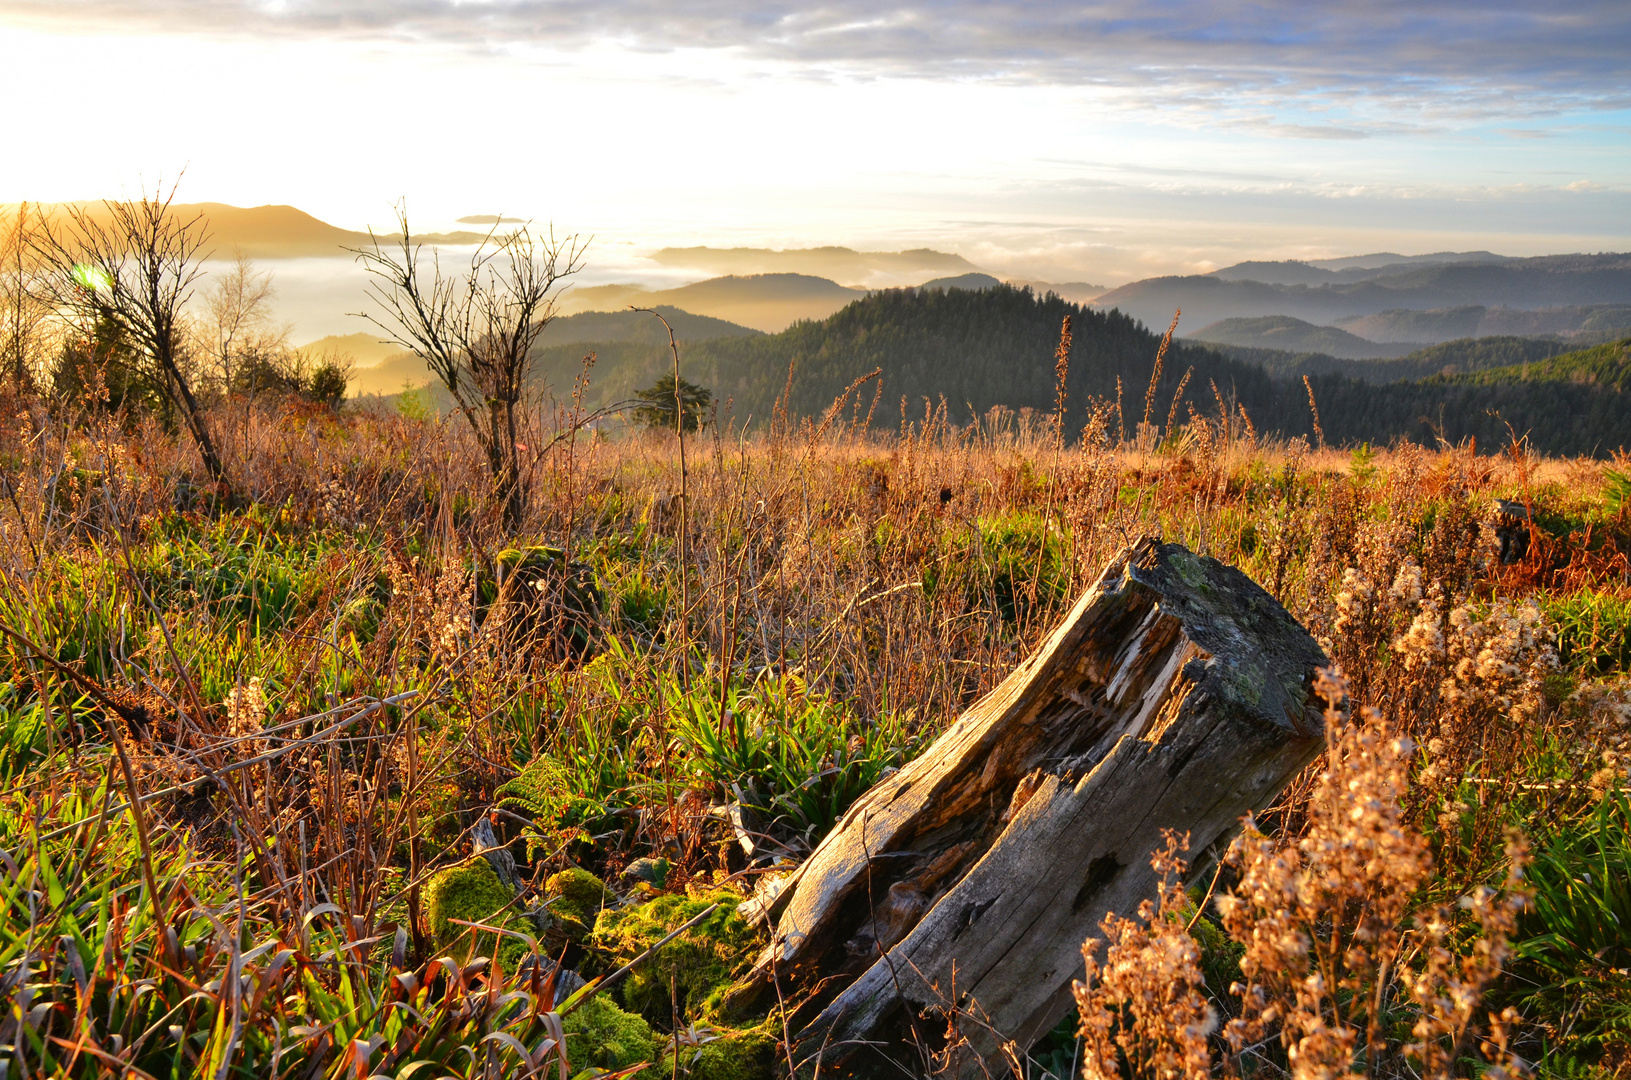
<box><xmin>730</xmin><ymin>538</ymin><xmax>1332</xmax><ymax>1077</ymax></box>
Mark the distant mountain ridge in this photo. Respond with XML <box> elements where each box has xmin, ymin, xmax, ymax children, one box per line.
<box><xmin>6</xmin><ymin>202</ymin><xmax>493</xmax><ymax>259</ymax></box>
<box><xmin>1095</xmin><ymin>253</ymin><xmax>1631</xmax><ymax>334</ymax></box>
<box><xmin>1212</xmin><ymin>252</ymin><xmax>1512</xmax><ymax>285</ymax></box>
<box><xmin>649</xmin><ymin>245</ymin><xmax>980</xmax><ymax>286</ymax></box>
<box><xmin>1305</xmin><ymin>251</ymin><xmax>1510</xmax><ymax>272</ymax></box>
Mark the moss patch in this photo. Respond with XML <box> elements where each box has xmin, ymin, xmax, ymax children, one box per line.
<box><xmin>561</xmin><ymin>995</ymin><xmax>659</xmax><ymax>1073</ymax></box>
<box><xmin>664</xmin><ymin>1024</ymin><xmax>777</xmax><ymax>1080</ymax></box>
<box><xmin>545</xmin><ymin>867</ymin><xmax>611</xmax><ymax>941</ymax></box>
<box><xmin>591</xmin><ymin>887</ymin><xmax>757</xmax><ymax>1022</ymax></box>
<box><xmin>423</xmin><ymin>858</ymin><xmax>528</xmax><ymax>969</ymax></box>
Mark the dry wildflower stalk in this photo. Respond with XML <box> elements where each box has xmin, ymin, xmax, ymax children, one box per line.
<box><xmin>1074</xmin><ymin>830</ymin><xmax>1217</xmax><ymax>1080</ymax></box>
<box><xmin>1403</xmin><ymin>832</ymin><xmax>1530</xmax><ymax>1080</ymax></box>
<box><xmin>1216</xmin><ymin>667</ymin><xmax>1530</xmax><ymax>1080</ymax></box>
<box><xmin>1571</xmin><ymin>679</ymin><xmax>1631</xmax><ymax>794</ymax></box>
<box><xmin>1218</xmin><ymin>668</ymin><xmax>1430</xmax><ymax>1078</ymax></box>
<box><xmin>223</xmin><ymin>675</ymin><xmax>268</xmax><ymax>755</ymax></box>
<box><xmin>1073</xmin><ymin>666</ymin><xmax>1532</xmax><ymax>1080</ymax></box>
<box><xmin>1303</xmin><ymin>375</ymin><xmax>1325</xmax><ymax>450</ymax></box>
<box><xmin>1141</xmin><ymin>309</ymin><xmax>1180</xmax><ymax>434</ymax></box>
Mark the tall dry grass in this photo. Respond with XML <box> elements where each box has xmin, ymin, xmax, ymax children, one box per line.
<box><xmin>0</xmin><ymin>385</ymin><xmax>1627</xmax><ymax>1076</ymax></box>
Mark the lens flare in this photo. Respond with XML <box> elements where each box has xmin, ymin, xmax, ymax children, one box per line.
<box><xmin>71</xmin><ymin>263</ymin><xmax>113</xmax><ymax>292</ymax></box>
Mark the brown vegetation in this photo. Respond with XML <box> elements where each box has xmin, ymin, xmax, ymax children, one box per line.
<box><xmin>0</xmin><ymin>372</ymin><xmax>1628</xmax><ymax>1076</ymax></box>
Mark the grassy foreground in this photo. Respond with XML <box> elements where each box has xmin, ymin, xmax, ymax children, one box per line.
<box><xmin>2</xmin><ymin>392</ymin><xmax>1630</xmax><ymax>1078</ymax></box>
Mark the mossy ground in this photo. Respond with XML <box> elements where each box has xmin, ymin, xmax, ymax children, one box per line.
<box><xmin>662</xmin><ymin>1023</ymin><xmax>778</xmax><ymax>1080</ymax></box>
<box><xmin>591</xmin><ymin>886</ymin><xmax>757</xmax><ymax>1021</ymax></box>
<box><xmin>562</xmin><ymin>995</ymin><xmax>661</xmax><ymax>1072</ymax></box>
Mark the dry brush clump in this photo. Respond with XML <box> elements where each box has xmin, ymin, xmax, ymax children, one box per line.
<box><xmin>1075</xmin><ymin>671</ymin><xmax>1531</xmax><ymax>1080</ymax></box>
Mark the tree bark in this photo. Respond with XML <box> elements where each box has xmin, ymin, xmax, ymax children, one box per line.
<box><xmin>158</xmin><ymin>344</ymin><xmax>228</xmax><ymax>489</ymax></box>
<box><xmin>729</xmin><ymin>538</ymin><xmax>1333</xmax><ymax>1077</ymax></box>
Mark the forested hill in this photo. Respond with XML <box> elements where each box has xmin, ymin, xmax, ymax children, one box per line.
<box><xmin>1300</xmin><ymin>338</ymin><xmax>1631</xmax><ymax>454</ymax></box>
<box><xmin>1204</xmin><ymin>334</ymin><xmax>1581</xmax><ymax>383</ymax></box>
<box><xmin>1448</xmin><ymin>337</ymin><xmax>1631</xmax><ymax>391</ymax></box>
<box><xmin>528</xmin><ymin>287</ymin><xmax>1631</xmax><ymax>455</ymax></box>
<box><xmin>672</xmin><ymin>284</ymin><xmax>1281</xmax><ymax>428</ymax></box>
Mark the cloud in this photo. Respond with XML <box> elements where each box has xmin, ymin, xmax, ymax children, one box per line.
<box><xmin>1259</xmin><ymin>123</ymin><xmax>1374</xmax><ymax>141</ymax></box>
<box><xmin>3</xmin><ymin>0</ymin><xmax>1628</xmax><ymax>131</ymax></box>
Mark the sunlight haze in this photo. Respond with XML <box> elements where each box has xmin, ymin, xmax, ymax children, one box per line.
<box><xmin>1</xmin><ymin>1</ymin><xmax>1628</xmax><ymax>335</ymax></box>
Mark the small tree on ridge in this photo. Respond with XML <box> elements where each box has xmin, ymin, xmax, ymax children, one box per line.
<box><xmin>353</xmin><ymin>204</ymin><xmax>584</xmax><ymax>531</ymax></box>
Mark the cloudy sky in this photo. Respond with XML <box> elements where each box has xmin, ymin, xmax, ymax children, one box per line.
<box><xmin>1</xmin><ymin>1</ymin><xmax>1628</xmax><ymax>285</ymax></box>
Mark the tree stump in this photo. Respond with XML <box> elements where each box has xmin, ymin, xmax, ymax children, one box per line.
<box><xmin>729</xmin><ymin>538</ymin><xmax>1332</xmax><ymax>1077</ymax></box>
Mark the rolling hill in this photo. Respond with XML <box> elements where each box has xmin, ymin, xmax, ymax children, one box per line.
<box><xmin>296</xmin><ymin>332</ymin><xmax>412</xmax><ymax>367</ymax></box>
<box><xmin>920</xmin><ymin>273</ymin><xmax>1004</xmax><ymax>291</ymax></box>
<box><xmin>1334</xmin><ymin>304</ymin><xmax>1631</xmax><ymax>344</ymax></box>
<box><xmin>1448</xmin><ymin>337</ymin><xmax>1631</xmax><ymax>392</ymax></box>
<box><xmin>1201</xmin><ymin>335</ymin><xmax>1581</xmax><ymax>383</ymax></box>
<box><xmin>558</xmin><ymin>273</ymin><xmax>868</xmax><ymax>332</ymax></box>
<box><xmin>348</xmin><ymin>306</ymin><xmax>761</xmax><ymax>397</ymax></box>
<box><xmin>1188</xmin><ymin>316</ymin><xmax>1413</xmax><ymax>359</ymax></box>
<box><xmin>1299</xmin><ymin>338</ymin><xmax>1631</xmax><ymax>454</ymax></box>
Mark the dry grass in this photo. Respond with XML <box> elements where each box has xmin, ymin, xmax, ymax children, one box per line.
<box><xmin>0</xmin><ymin>389</ymin><xmax>1627</xmax><ymax>1077</ymax></box>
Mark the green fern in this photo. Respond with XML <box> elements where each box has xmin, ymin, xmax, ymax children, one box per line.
<box><xmin>1605</xmin><ymin>468</ymin><xmax>1631</xmax><ymax>515</ymax></box>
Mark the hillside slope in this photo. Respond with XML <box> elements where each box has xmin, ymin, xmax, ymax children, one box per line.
<box><xmin>1449</xmin><ymin>337</ymin><xmax>1631</xmax><ymax>392</ymax></box>
<box><xmin>1335</xmin><ymin>304</ymin><xmax>1631</xmax><ymax>344</ymax></box>
<box><xmin>559</xmin><ymin>274</ymin><xmax>867</xmax><ymax>332</ymax></box>
<box><xmin>1301</xmin><ymin>338</ymin><xmax>1631</xmax><ymax>453</ymax></box>
<box><xmin>1205</xmin><ymin>335</ymin><xmax>1578</xmax><ymax>383</ymax></box>
<box><xmin>1188</xmin><ymin>316</ymin><xmax>1410</xmax><ymax>359</ymax></box>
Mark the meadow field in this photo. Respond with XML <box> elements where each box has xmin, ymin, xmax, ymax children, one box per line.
<box><xmin>2</xmin><ymin>387</ymin><xmax>1629</xmax><ymax>1079</ymax></box>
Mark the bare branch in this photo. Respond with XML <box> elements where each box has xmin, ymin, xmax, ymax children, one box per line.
<box><xmin>349</xmin><ymin>201</ymin><xmax>586</xmax><ymax>530</ymax></box>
